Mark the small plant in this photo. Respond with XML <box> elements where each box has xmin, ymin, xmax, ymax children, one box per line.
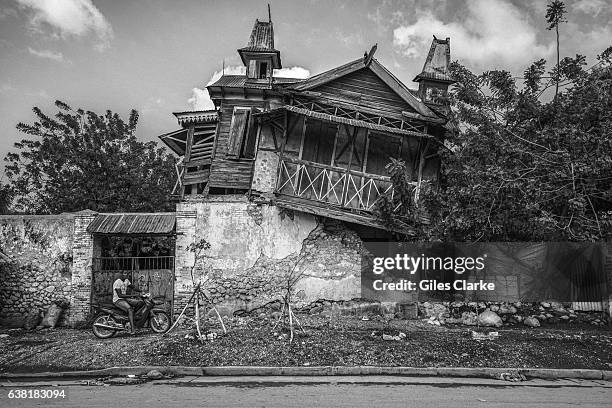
<box><xmin>271</xmin><ymin>255</ymin><xmax>307</xmax><ymax>343</ymax></box>
<box><xmin>166</xmin><ymin>238</ymin><xmax>226</xmax><ymax>341</ymax></box>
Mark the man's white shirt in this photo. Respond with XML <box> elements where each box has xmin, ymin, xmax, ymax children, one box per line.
<box><xmin>113</xmin><ymin>279</ymin><xmax>131</xmax><ymax>303</ymax></box>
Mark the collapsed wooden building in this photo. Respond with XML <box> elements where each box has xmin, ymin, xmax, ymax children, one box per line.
<box><xmin>160</xmin><ymin>14</ymin><xmax>453</xmax><ymax>232</ymax></box>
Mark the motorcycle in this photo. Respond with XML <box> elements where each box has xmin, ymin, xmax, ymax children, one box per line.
<box><xmin>92</xmin><ymin>293</ymin><xmax>171</xmax><ymax>338</ymax></box>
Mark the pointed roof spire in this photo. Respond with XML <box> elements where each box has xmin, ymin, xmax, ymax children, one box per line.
<box><xmin>242</xmin><ymin>19</ymin><xmax>275</xmax><ymax>51</ymax></box>
<box><xmin>237</xmin><ymin>7</ymin><xmax>282</xmax><ymax>69</ymax></box>
<box><xmin>414</xmin><ymin>36</ymin><xmax>453</xmax><ymax>83</ymax></box>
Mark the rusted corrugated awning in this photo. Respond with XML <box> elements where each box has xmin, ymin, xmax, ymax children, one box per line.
<box><xmin>256</xmin><ymin>105</ymin><xmax>432</xmax><ymax>139</ymax></box>
<box><xmin>86</xmin><ymin>213</ymin><xmax>176</xmax><ymax>235</ymax></box>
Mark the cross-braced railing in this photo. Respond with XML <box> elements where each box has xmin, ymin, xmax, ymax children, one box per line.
<box><xmin>275</xmin><ymin>158</ymin><xmax>416</xmax><ymax>213</ymax></box>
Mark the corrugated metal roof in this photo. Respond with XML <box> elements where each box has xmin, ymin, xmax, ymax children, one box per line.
<box><xmin>208</xmin><ymin>75</ymin><xmax>303</xmax><ymax>90</ymax></box>
<box><xmin>87</xmin><ymin>213</ymin><xmax>176</xmax><ymax>235</ymax></box>
<box><xmin>257</xmin><ymin>106</ymin><xmax>432</xmax><ymax>139</ymax></box>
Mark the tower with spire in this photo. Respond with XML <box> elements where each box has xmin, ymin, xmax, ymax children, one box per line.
<box><xmin>413</xmin><ymin>36</ymin><xmax>454</xmax><ymax>105</ymax></box>
<box><xmin>238</xmin><ymin>5</ymin><xmax>281</xmax><ymax>83</ymax></box>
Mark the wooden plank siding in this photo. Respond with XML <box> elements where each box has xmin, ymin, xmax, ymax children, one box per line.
<box><xmin>208</xmin><ymin>99</ymin><xmax>267</xmax><ymax>189</ymax></box>
<box><xmin>312</xmin><ymin>68</ymin><xmax>418</xmax><ymax>118</ymax></box>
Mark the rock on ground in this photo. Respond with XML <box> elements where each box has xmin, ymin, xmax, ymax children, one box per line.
<box><xmin>524</xmin><ymin>317</ymin><xmax>541</xmax><ymax>327</ymax></box>
<box><xmin>146</xmin><ymin>369</ymin><xmax>164</xmax><ymax>380</ymax></box>
<box><xmin>477</xmin><ymin>310</ymin><xmax>503</xmax><ymax>327</ymax></box>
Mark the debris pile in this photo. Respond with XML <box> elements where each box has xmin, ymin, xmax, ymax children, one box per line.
<box><xmin>419</xmin><ymin>300</ymin><xmax>608</xmax><ymax>328</ymax></box>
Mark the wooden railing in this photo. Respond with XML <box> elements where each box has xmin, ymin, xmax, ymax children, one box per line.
<box><xmin>275</xmin><ymin>158</ymin><xmax>416</xmax><ymax>213</ymax></box>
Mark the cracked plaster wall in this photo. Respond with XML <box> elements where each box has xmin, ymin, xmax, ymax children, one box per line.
<box><xmin>174</xmin><ymin>198</ymin><xmax>362</xmax><ymax>316</ymax></box>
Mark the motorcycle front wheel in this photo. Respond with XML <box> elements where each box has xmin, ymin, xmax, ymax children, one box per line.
<box><xmin>92</xmin><ymin>314</ymin><xmax>118</xmax><ymax>339</ymax></box>
<box><xmin>149</xmin><ymin>311</ymin><xmax>171</xmax><ymax>333</ymax></box>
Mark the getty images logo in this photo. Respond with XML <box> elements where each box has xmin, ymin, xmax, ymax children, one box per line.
<box><xmin>372</xmin><ymin>254</ymin><xmax>487</xmax><ymax>275</ymax></box>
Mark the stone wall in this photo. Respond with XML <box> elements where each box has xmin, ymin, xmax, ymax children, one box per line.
<box><xmin>251</xmin><ymin>150</ymin><xmax>279</xmax><ymax>195</ymax></box>
<box><xmin>606</xmin><ymin>243</ymin><xmax>612</xmax><ymax>320</ymax></box>
<box><xmin>70</xmin><ymin>211</ymin><xmax>99</xmax><ymax>326</ymax></box>
<box><xmin>0</xmin><ymin>215</ymin><xmax>74</xmax><ymax>327</ymax></box>
<box><xmin>3</xmin><ymin>206</ymin><xmax>610</xmax><ymax>328</ymax></box>
<box><xmin>174</xmin><ymin>198</ymin><xmax>363</xmax><ymax>317</ymax></box>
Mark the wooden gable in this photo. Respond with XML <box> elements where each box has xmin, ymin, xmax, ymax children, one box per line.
<box><xmin>311</xmin><ymin>67</ymin><xmax>418</xmax><ymax>117</ymax></box>
<box><xmin>291</xmin><ymin>58</ymin><xmax>437</xmax><ymax>119</ymax></box>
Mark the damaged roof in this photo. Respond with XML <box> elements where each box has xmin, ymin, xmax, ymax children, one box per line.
<box><xmin>87</xmin><ymin>213</ymin><xmax>176</xmax><ymax>235</ymax></box>
<box><xmin>207</xmin><ymin>75</ymin><xmax>303</xmax><ymax>90</ymax></box>
<box><xmin>238</xmin><ymin>19</ymin><xmax>282</xmax><ymax>68</ymax></box>
<box><xmin>239</xmin><ymin>20</ymin><xmax>276</xmax><ymax>52</ymax></box>
<box><xmin>414</xmin><ymin>37</ymin><xmax>454</xmax><ymax>83</ymax></box>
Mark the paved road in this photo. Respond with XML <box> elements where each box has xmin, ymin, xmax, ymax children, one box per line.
<box><xmin>1</xmin><ymin>377</ymin><xmax>611</xmax><ymax>408</ymax></box>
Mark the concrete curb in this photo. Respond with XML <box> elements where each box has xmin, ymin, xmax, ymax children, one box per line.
<box><xmin>1</xmin><ymin>366</ymin><xmax>611</xmax><ymax>381</ymax></box>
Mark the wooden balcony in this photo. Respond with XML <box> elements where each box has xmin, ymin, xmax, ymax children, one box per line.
<box><xmin>274</xmin><ymin>158</ymin><xmax>417</xmax><ymax>229</ymax></box>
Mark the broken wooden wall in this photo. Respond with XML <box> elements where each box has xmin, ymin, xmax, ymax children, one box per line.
<box><xmin>208</xmin><ymin>100</ymin><xmax>267</xmax><ymax>190</ymax></box>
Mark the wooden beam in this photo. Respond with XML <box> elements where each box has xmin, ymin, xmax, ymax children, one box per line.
<box><xmin>363</xmin><ymin>130</ymin><xmax>370</xmax><ymax>174</ymax></box>
<box><xmin>274</xmin><ymin>195</ymin><xmax>414</xmax><ymax>234</ymax></box>
<box><xmin>275</xmin><ymin>109</ymin><xmax>290</xmax><ymax>193</ymax></box>
<box><xmin>184</xmin><ymin>125</ymin><xmax>195</xmax><ymax>162</ymax></box>
<box><xmin>330</xmin><ymin>124</ymin><xmax>339</xmax><ymax>167</ymax></box>
<box><xmin>363</xmin><ymin>44</ymin><xmax>377</xmax><ymax>67</ymax></box>
<box><xmin>270</xmin><ymin>125</ymin><xmax>278</xmax><ymax>151</ymax></box>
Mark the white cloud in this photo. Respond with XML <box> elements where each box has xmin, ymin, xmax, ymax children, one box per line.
<box><xmin>187</xmin><ymin>66</ymin><xmax>246</xmax><ymax>110</ymax></box>
<box><xmin>564</xmin><ymin>21</ymin><xmax>612</xmax><ymax>60</ymax></box>
<box><xmin>16</xmin><ymin>0</ymin><xmax>113</xmax><ymax>50</ymax></box>
<box><xmin>573</xmin><ymin>0</ymin><xmax>609</xmax><ymax>16</ymax></box>
<box><xmin>27</xmin><ymin>47</ymin><xmax>67</xmax><ymax>62</ymax></box>
<box><xmin>274</xmin><ymin>66</ymin><xmax>310</xmax><ymax>79</ymax></box>
<box><xmin>393</xmin><ymin>0</ymin><xmax>553</xmax><ymax>69</ymax></box>
<box><xmin>188</xmin><ymin>65</ymin><xmax>310</xmax><ymax>111</ymax></box>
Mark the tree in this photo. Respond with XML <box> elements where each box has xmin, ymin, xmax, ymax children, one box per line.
<box><xmin>5</xmin><ymin>100</ymin><xmax>176</xmax><ymax>214</ymax></box>
<box><xmin>381</xmin><ymin>46</ymin><xmax>612</xmax><ymax>242</ymax></box>
<box><xmin>0</xmin><ymin>184</ymin><xmax>13</xmax><ymax>214</ymax></box>
<box><xmin>546</xmin><ymin>0</ymin><xmax>567</xmax><ymax>101</ymax></box>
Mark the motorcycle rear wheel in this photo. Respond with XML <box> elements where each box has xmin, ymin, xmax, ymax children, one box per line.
<box><xmin>92</xmin><ymin>314</ymin><xmax>118</xmax><ymax>339</ymax></box>
<box><xmin>150</xmin><ymin>311</ymin><xmax>171</xmax><ymax>333</ymax></box>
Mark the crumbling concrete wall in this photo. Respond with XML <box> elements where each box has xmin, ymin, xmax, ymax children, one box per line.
<box><xmin>174</xmin><ymin>198</ymin><xmax>363</xmax><ymax>316</ymax></box>
<box><xmin>0</xmin><ymin>215</ymin><xmax>74</xmax><ymax>327</ymax></box>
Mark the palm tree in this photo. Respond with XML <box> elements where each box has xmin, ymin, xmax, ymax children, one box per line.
<box><xmin>545</xmin><ymin>0</ymin><xmax>567</xmax><ymax>102</ymax></box>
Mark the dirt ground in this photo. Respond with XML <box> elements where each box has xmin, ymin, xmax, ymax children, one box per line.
<box><xmin>1</xmin><ymin>316</ymin><xmax>611</xmax><ymax>373</ymax></box>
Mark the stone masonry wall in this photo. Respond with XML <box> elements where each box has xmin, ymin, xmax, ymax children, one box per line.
<box><xmin>174</xmin><ymin>198</ymin><xmax>363</xmax><ymax>317</ymax></box>
<box><xmin>0</xmin><ymin>215</ymin><xmax>74</xmax><ymax>327</ymax></box>
<box><xmin>70</xmin><ymin>211</ymin><xmax>99</xmax><ymax>326</ymax></box>
<box><xmin>251</xmin><ymin>150</ymin><xmax>279</xmax><ymax>195</ymax></box>
<box><xmin>606</xmin><ymin>243</ymin><xmax>612</xmax><ymax>319</ymax></box>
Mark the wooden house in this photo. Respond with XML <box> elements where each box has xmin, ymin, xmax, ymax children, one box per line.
<box><xmin>160</xmin><ymin>14</ymin><xmax>453</xmax><ymax>231</ymax></box>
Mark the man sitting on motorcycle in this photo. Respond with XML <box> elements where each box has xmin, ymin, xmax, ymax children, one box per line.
<box><xmin>113</xmin><ymin>271</ymin><xmax>142</xmax><ymax>335</ymax></box>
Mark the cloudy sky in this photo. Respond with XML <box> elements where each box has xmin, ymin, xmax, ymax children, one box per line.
<box><xmin>0</xmin><ymin>0</ymin><xmax>610</xmax><ymax>177</ymax></box>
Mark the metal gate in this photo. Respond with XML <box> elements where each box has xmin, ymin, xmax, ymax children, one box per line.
<box><xmin>91</xmin><ymin>256</ymin><xmax>174</xmax><ymax>313</ymax></box>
